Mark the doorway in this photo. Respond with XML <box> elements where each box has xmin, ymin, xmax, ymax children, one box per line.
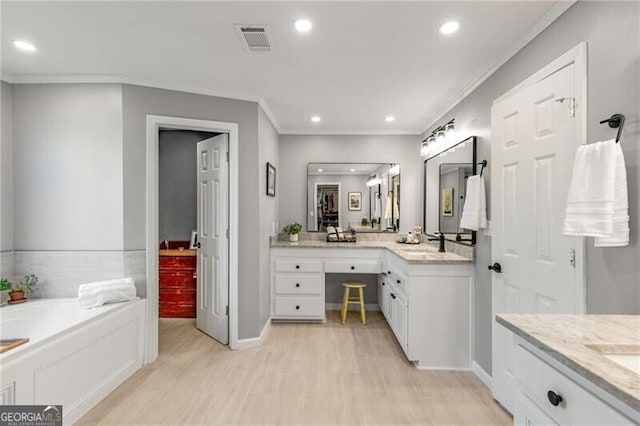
<box><xmin>145</xmin><ymin>115</ymin><xmax>240</xmax><ymax>363</ymax></box>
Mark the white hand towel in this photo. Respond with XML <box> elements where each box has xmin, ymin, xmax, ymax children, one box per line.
<box><xmin>595</xmin><ymin>143</ymin><xmax>629</xmax><ymax>247</ymax></box>
<box><xmin>460</xmin><ymin>175</ymin><xmax>487</xmax><ymax>231</ymax></box>
<box><xmin>563</xmin><ymin>139</ymin><xmax>629</xmax><ymax>247</ymax></box>
<box><xmin>78</xmin><ymin>277</ymin><xmax>137</xmax><ymax>309</ymax></box>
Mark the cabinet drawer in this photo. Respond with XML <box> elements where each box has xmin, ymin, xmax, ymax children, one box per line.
<box><xmin>273</xmin><ymin>296</ymin><xmax>324</xmax><ymax>318</ymax></box>
<box><xmin>324</xmin><ymin>260</ymin><xmax>381</xmax><ymax>274</ymax></box>
<box><xmin>274</xmin><ymin>259</ymin><xmax>323</xmax><ymax>273</ymax></box>
<box><xmin>159</xmin><ymin>256</ymin><xmax>196</xmax><ymax>270</ymax></box>
<box><xmin>275</xmin><ymin>274</ymin><xmax>322</xmax><ymax>295</ymax></box>
<box><xmin>159</xmin><ymin>270</ymin><xmax>196</xmax><ymax>289</ymax></box>
<box><xmin>516</xmin><ymin>342</ymin><xmax>632</xmax><ymax>425</ymax></box>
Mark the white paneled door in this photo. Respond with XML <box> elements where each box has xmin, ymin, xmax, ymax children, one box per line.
<box><xmin>491</xmin><ymin>63</ymin><xmax>584</xmax><ymax>412</ymax></box>
<box><xmin>196</xmin><ymin>134</ymin><xmax>229</xmax><ymax>344</ymax></box>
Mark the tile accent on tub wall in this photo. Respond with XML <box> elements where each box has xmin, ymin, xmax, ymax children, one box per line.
<box><xmin>13</xmin><ymin>250</ymin><xmax>146</xmax><ymax>298</ymax></box>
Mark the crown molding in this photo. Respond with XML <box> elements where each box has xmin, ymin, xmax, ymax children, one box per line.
<box><xmin>279</xmin><ymin>129</ymin><xmax>421</xmax><ymax>136</ymax></box>
<box><xmin>2</xmin><ymin>72</ymin><xmax>283</xmax><ymax>133</ymax></box>
<box><xmin>420</xmin><ymin>0</ymin><xmax>576</xmax><ymax>135</ymax></box>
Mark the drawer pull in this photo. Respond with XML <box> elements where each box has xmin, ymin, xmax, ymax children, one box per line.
<box><xmin>391</xmin><ymin>293</ymin><xmax>396</xmax><ymax>299</ymax></box>
<box><xmin>396</xmin><ymin>279</ymin><xmax>401</xmax><ymax>284</ymax></box>
<box><xmin>547</xmin><ymin>390</ymin><xmax>563</xmax><ymax>407</ymax></box>
<box><xmin>388</xmin><ymin>270</ymin><xmax>391</xmax><ymax>275</ymax></box>
<box><xmin>381</xmin><ymin>282</ymin><xmax>385</xmax><ymax>286</ymax></box>
<box><xmin>295</xmin><ymin>283</ymin><xmax>300</xmax><ymax>288</ymax></box>
<box><xmin>350</xmin><ymin>265</ymin><xmax>355</xmax><ymax>270</ymax></box>
<box><xmin>295</xmin><ymin>265</ymin><xmax>300</xmax><ymax>270</ymax></box>
<box><xmin>295</xmin><ymin>305</ymin><xmax>300</xmax><ymax>310</ymax></box>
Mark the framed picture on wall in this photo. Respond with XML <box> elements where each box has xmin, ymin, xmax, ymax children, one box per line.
<box><xmin>266</xmin><ymin>162</ymin><xmax>276</xmax><ymax>197</ymax></box>
<box><xmin>442</xmin><ymin>187</ymin><xmax>454</xmax><ymax>216</ymax></box>
<box><xmin>348</xmin><ymin>192</ymin><xmax>362</xmax><ymax>211</ymax></box>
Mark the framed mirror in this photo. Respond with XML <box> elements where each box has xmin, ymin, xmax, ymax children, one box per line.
<box><xmin>423</xmin><ymin>136</ymin><xmax>477</xmax><ymax>245</ymax></box>
<box><xmin>307</xmin><ymin>163</ymin><xmax>400</xmax><ymax>233</ymax></box>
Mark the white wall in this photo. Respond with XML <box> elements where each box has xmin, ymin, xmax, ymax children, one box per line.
<box><xmin>279</xmin><ymin>135</ymin><xmax>421</xmax><ymax>233</ymax></box>
<box><xmin>258</xmin><ymin>107</ymin><xmax>279</xmax><ymax>329</ymax></box>
<box><xmin>1</xmin><ymin>81</ymin><xmax>13</xmax><ymax>253</ymax></box>
<box><xmin>12</xmin><ymin>84</ymin><xmax>124</xmax><ymax>250</ymax></box>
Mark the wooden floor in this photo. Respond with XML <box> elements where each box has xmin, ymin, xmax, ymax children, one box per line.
<box><xmin>78</xmin><ymin>311</ymin><xmax>511</xmax><ymax>425</ymax></box>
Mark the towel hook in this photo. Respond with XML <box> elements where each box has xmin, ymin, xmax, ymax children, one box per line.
<box><xmin>477</xmin><ymin>159</ymin><xmax>487</xmax><ymax>177</ymax></box>
<box><xmin>599</xmin><ymin>113</ymin><xmax>625</xmax><ymax>143</ymax></box>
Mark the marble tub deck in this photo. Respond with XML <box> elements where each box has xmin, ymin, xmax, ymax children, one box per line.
<box><xmin>497</xmin><ymin>314</ymin><xmax>640</xmax><ymax>413</ymax></box>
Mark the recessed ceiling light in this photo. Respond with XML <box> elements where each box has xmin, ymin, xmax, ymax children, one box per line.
<box><xmin>439</xmin><ymin>21</ymin><xmax>459</xmax><ymax>35</ymax></box>
<box><xmin>317</xmin><ymin>168</ymin><xmax>323</xmax><ymax>172</ymax></box>
<box><xmin>13</xmin><ymin>39</ymin><xmax>36</xmax><ymax>52</ymax></box>
<box><xmin>385</xmin><ymin>116</ymin><xmax>395</xmax><ymax>122</ymax></box>
<box><xmin>295</xmin><ymin>19</ymin><xmax>312</xmax><ymax>33</ymax></box>
<box><xmin>350</xmin><ymin>168</ymin><xmax>356</xmax><ymax>172</ymax></box>
<box><xmin>311</xmin><ymin>115</ymin><xmax>321</xmax><ymax>123</ymax></box>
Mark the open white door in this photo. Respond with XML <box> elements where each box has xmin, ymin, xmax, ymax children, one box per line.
<box><xmin>491</xmin><ymin>63</ymin><xmax>584</xmax><ymax>412</ymax></box>
<box><xmin>196</xmin><ymin>134</ymin><xmax>229</xmax><ymax>344</ymax></box>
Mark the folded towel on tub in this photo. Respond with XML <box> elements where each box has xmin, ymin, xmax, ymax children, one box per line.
<box><xmin>78</xmin><ymin>277</ymin><xmax>137</xmax><ymax>309</ymax></box>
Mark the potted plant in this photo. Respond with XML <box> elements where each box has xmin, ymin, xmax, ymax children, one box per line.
<box><xmin>8</xmin><ymin>274</ymin><xmax>39</xmax><ymax>303</ymax></box>
<box><xmin>283</xmin><ymin>222</ymin><xmax>302</xmax><ymax>242</ymax></box>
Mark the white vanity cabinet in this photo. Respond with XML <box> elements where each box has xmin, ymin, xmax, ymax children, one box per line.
<box><xmin>513</xmin><ymin>336</ymin><xmax>636</xmax><ymax>425</ymax></box>
<box><xmin>269</xmin><ymin>246</ymin><xmax>473</xmax><ymax>369</ymax></box>
<box><xmin>384</xmin><ymin>250</ymin><xmax>473</xmax><ymax>369</ymax></box>
<box><xmin>272</xmin><ymin>257</ymin><xmax>325</xmax><ymax>320</ymax></box>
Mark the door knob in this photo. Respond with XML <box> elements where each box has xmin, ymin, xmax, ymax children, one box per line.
<box><xmin>488</xmin><ymin>263</ymin><xmax>502</xmax><ymax>273</ymax></box>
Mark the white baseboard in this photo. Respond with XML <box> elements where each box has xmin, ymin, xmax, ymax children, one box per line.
<box><xmin>235</xmin><ymin>318</ymin><xmax>272</xmax><ymax>350</ymax></box>
<box><xmin>472</xmin><ymin>360</ymin><xmax>492</xmax><ymax>390</ymax></box>
<box><xmin>413</xmin><ymin>362</ymin><xmax>472</xmax><ymax>371</ymax></box>
<box><xmin>325</xmin><ymin>303</ymin><xmax>381</xmax><ymax>311</ymax></box>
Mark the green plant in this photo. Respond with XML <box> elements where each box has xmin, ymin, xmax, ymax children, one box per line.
<box><xmin>15</xmin><ymin>274</ymin><xmax>39</xmax><ymax>295</ymax></box>
<box><xmin>283</xmin><ymin>222</ymin><xmax>302</xmax><ymax>235</ymax></box>
<box><xmin>0</xmin><ymin>278</ymin><xmax>12</xmax><ymax>292</ymax></box>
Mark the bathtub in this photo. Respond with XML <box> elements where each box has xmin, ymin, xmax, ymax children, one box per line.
<box><xmin>0</xmin><ymin>298</ymin><xmax>146</xmax><ymax>424</ymax></box>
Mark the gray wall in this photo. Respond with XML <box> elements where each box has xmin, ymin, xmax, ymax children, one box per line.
<box><xmin>158</xmin><ymin>130</ymin><xmax>217</xmax><ymax>243</ymax></box>
<box><xmin>422</xmin><ymin>1</ymin><xmax>640</xmax><ymax>374</ymax></box>
<box><xmin>11</xmin><ymin>84</ymin><xmax>124</xmax><ymax>250</ymax></box>
<box><xmin>279</xmin><ymin>135</ymin><xmax>421</xmax><ymax>233</ymax></box>
<box><xmin>1</xmin><ymin>81</ymin><xmax>13</xmax><ymax>253</ymax></box>
<box><xmin>258</xmin><ymin>107</ymin><xmax>279</xmax><ymax>331</ymax></box>
<box><xmin>120</xmin><ymin>84</ymin><xmax>264</xmax><ymax>340</ymax></box>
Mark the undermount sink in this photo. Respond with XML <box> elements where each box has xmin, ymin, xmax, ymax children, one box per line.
<box><xmin>587</xmin><ymin>344</ymin><xmax>640</xmax><ymax>376</ymax></box>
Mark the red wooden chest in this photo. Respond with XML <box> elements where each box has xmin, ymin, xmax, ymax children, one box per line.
<box><xmin>159</xmin><ymin>247</ymin><xmax>197</xmax><ymax>318</ymax></box>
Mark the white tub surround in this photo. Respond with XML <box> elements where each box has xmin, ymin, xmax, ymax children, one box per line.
<box><xmin>0</xmin><ymin>298</ymin><xmax>146</xmax><ymax>423</ymax></box>
<box><xmin>13</xmin><ymin>250</ymin><xmax>146</xmax><ymax>298</ymax></box>
<box><xmin>270</xmin><ymin>236</ymin><xmax>474</xmax><ymax>370</ymax></box>
<box><xmin>497</xmin><ymin>314</ymin><xmax>640</xmax><ymax>424</ymax></box>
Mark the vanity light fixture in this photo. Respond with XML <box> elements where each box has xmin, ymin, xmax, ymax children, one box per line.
<box><xmin>13</xmin><ymin>39</ymin><xmax>36</xmax><ymax>52</ymax></box>
<box><xmin>295</xmin><ymin>18</ymin><xmax>313</xmax><ymax>33</ymax></box>
<box><xmin>420</xmin><ymin>118</ymin><xmax>455</xmax><ymax>157</ymax></box>
<box><xmin>366</xmin><ymin>175</ymin><xmax>381</xmax><ymax>187</ymax></box>
<box><xmin>311</xmin><ymin>115</ymin><xmax>321</xmax><ymax>123</ymax></box>
<box><xmin>439</xmin><ymin>21</ymin><xmax>460</xmax><ymax>35</ymax></box>
<box><xmin>350</xmin><ymin>168</ymin><xmax>356</xmax><ymax>172</ymax></box>
<box><xmin>384</xmin><ymin>116</ymin><xmax>395</xmax><ymax>122</ymax></box>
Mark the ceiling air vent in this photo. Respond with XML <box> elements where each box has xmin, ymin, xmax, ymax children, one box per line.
<box><xmin>234</xmin><ymin>24</ymin><xmax>273</xmax><ymax>53</ymax></box>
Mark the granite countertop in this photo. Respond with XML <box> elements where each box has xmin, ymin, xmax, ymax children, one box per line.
<box><xmin>270</xmin><ymin>239</ymin><xmax>472</xmax><ymax>264</ymax></box>
<box><xmin>497</xmin><ymin>314</ymin><xmax>640</xmax><ymax>413</ymax></box>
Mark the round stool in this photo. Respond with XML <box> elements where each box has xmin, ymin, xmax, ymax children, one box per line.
<box><xmin>340</xmin><ymin>281</ymin><xmax>367</xmax><ymax>325</ymax></box>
